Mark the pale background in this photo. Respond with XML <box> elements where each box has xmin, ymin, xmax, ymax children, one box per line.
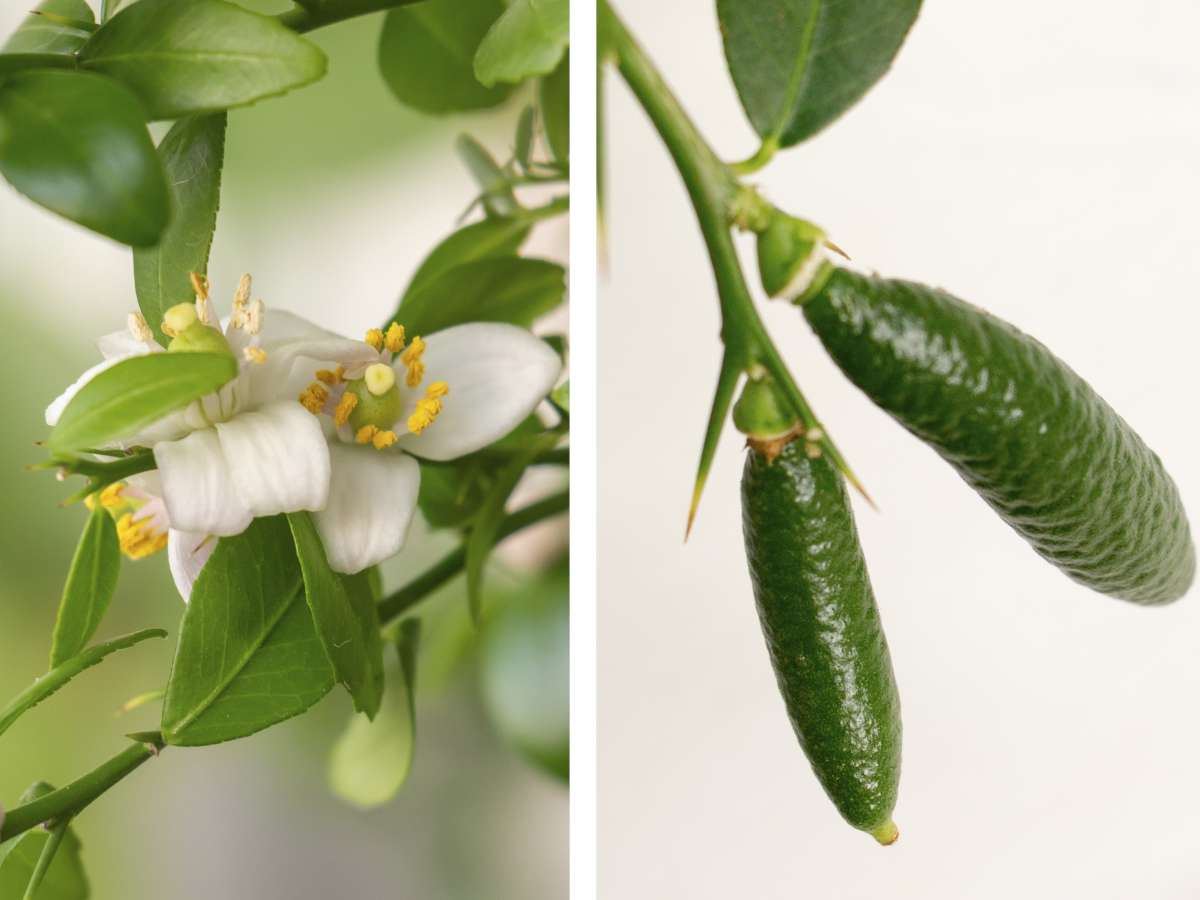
<box><xmin>600</xmin><ymin>3</ymin><xmax>1200</xmax><ymax>898</ymax></box>
<box><xmin>0</xmin><ymin>3</ymin><xmax>567</xmax><ymax>897</ymax></box>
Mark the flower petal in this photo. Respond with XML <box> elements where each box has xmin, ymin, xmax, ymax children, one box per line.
<box><xmin>396</xmin><ymin>323</ymin><xmax>561</xmax><ymax>461</ymax></box>
<box><xmin>215</xmin><ymin>400</ymin><xmax>330</xmax><ymax>517</ymax></box>
<box><xmin>155</xmin><ymin>428</ymin><xmax>253</xmax><ymax>536</ymax></box>
<box><xmin>168</xmin><ymin>529</ymin><xmax>217</xmax><ymax>602</ymax></box>
<box><xmin>314</xmin><ymin>444</ymin><xmax>420</xmax><ymax>574</ymax></box>
<box><xmin>97</xmin><ymin>329</ymin><xmax>158</xmax><ymax>360</ymax></box>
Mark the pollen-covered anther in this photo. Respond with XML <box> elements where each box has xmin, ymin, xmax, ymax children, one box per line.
<box><xmin>401</xmin><ymin>336</ymin><xmax>426</xmax><ymax>387</ymax></box>
<box><xmin>128</xmin><ymin>312</ymin><xmax>154</xmax><ymax>344</ymax></box>
<box><xmin>243</xmin><ymin>299</ymin><xmax>264</xmax><ymax>335</ymax></box>
<box><xmin>189</xmin><ymin>271</ymin><xmax>209</xmax><ymax>300</ymax></box>
<box><xmin>195</xmin><ymin>293</ymin><xmax>216</xmax><ymax>326</ymax></box>
<box><xmin>116</xmin><ymin>512</ymin><xmax>168</xmax><ymax>560</ymax></box>
<box><xmin>234</xmin><ymin>273</ymin><xmax>251</xmax><ymax>308</ymax></box>
<box><xmin>315</xmin><ymin>368</ymin><xmax>342</xmax><ymax>386</ymax></box>
<box><xmin>355</xmin><ymin>424</ymin><xmax>379</xmax><ymax>445</ymax></box>
<box><xmin>86</xmin><ymin>482</ymin><xmax>126</xmax><ymax>511</ymax></box>
<box><xmin>364</xmin><ymin>363</ymin><xmax>395</xmax><ymax>396</ymax></box>
<box><xmin>161</xmin><ymin>302</ymin><xmax>198</xmax><ymax>338</ymax></box>
<box><xmin>299</xmin><ymin>383</ymin><xmax>328</xmax><ymax>415</ymax></box>
<box><xmin>333</xmin><ymin>391</ymin><xmax>358</xmax><ymax>427</ymax></box>
<box><xmin>243</xmin><ymin>346</ymin><xmax>267</xmax><ymax>364</ymax></box>
<box><xmin>425</xmin><ymin>380</ymin><xmax>449</xmax><ymax>399</ymax></box>
<box><xmin>365</xmin><ymin>328</ymin><xmax>384</xmax><ymax>352</ymax></box>
<box><xmin>385</xmin><ymin>322</ymin><xmax>406</xmax><ymax>353</ymax></box>
<box><xmin>371</xmin><ymin>429</ymin><xmax>397</xmax><ymax>450</ymax></box>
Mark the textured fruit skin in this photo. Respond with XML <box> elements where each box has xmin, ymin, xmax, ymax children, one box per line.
<box><xmin>805</xmin><ymin>268</ymin><xmax>1195</xmax><ymax>604</ymax></box>
<box><xmin>741</xmin><ymin>440</ymin><xmax>901</xmax><ymax>834</ymax></box>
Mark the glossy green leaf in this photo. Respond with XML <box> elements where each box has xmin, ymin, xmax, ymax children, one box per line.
<box><xmin>398</xmin><ymin>217</ymin><xmax>531</xmax><ymax>308</ymax></box>
<box><xmin>416</xmin><ymin>459</ymin><xmax>491</xmax><ymax>530</ymax></box>
<box><xmin>456</xmin><ymin>134</ymin><xmax>517</xmax><ymax>217</ymax></box>
<box><xmin>133</xmin><ymin>114</ymin><xmax>227</xmax><ymax>346</ymax></box>
<box><xmin>539</xmin><ymin>52</ymin><xmax>569</xmax><ymax>164</ymax></box>
<box><xmin>328</xmin><ymin>620</ymin><xmax>420</xmax><ymax>808</ymax></box>
<box><xmin>0</xmin><ymin>629</ymin><xmax>166</xmax><ymax>740</ymax></box>
<box><xmin>398</xmin><ymin>257</ymin><xmax>565</xmax><ymax>337</ymax></box>
<box><xmin>474</xmin><ymin>0</ymin><xmax>568</xmax><ymax>87</ymax></box>
<box><xmin>480</xmin><ymin>562</ymin><xmax>568</xmax><ymax>780</ymax></box>
<box><xmin>287</xmin><ymin>512</ymin><xmax>384</xmax><ymax>719</ymax></box>
<box><xmin>0</xmin><ymin>70</ymin><xmax>168</xmax><ymax>247</ymax></box>
<box><xmin>377</xmin><ymin>0</ymin><xmax>512</xmax><ymax>113</ymax></box>
<box><xmin>48</xmin><ymin>505</ymin><xmax>121</xmax><ymax>668</ymax></box>
<box><xmin>48</xmin><ymin>352</ymin><xmax>237</xmax><ymax>456</ymax></box>
<box><xmin>717</xmin><ymin>0</ymin><xmax>921</xmax><ymax>148</ymax></box>
<box><xmin>161</xmin><ymin>517</ymin><xmax>334</xmax><ymax>746</ymax></box>
<box><xmin>0</xmin><ymin>785</ymin><xmax>87</xmax><ymax>900</ymax></box>
<box><xmin>1</xmin><ymin>0</ymin><xmax>94</xmax><ymax>55</ymax></box>
<box><xmin>78</xmin><ymin>0</ymin><xmax>328</xmax><ymax>119</ymax></box>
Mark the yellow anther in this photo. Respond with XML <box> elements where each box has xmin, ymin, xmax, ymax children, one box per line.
<box><xmin>299</xmin><ymin>383</ymin><xmax>327</xmax><ymax>415</ymax></box>
<box><xmin>128</xmin><ymin>312</ymin><xmax>154</xmax><ymax>343</ymax></box>
<box><xmin>355</xmin><ymin>424</ymin><xmax>379</xmax><ymax>444</ymax></box>
<box><xmin>315</xmin><ymin>368</ymin><xmax>342</xmax><ymax>386</ymax></box>
<box><xmin>116</xmin><ymin>512</ymin><xmax>168</xmax><ymax>560</ymax></box>
<box><xmin>372</xmin><ymin>429</ymin><xmax>397</xmax><ymax>450</ymax></box>
<box><xmin>364</xmin><ymin>363</ymin><xmax>396</xmax><ymax>396</ymax></box>
<box><xmin>401</xmin><ymin>335</ymin><xmax>426</xmax><ymax>387</ymax></box>
<box><xmin>385</xmin><ymin>322</ymin><xmax>406</xmax><ymax>353</ymax></box>
<box><xmin>161</xmin><ymin>302</ymin><xmax>198</xmax><ymax>337</ymax></box>
<box><xmin>333</xmin><ymin>391</ymin><xmax>358</xmax><ymax>427</ymax></box>
<box><xmin>425</xmin><ymin>380</ymin><xmax>449</xmax><ymax>399</ymax></box>
<box><xmin>365</xmin><ymin>328</ymin><xmax>384</xmax><ymax>351</ymax></box>
<box><xmin>243</xmin><ymin>298</ymin><xmax>264</xmax><ymax>335</ymax></box>
<box><xmin>98</xmin><ymin>482</ymin><xmax>126</xmax><ymax>509</ymax></box>
<box><xmin>243</xmin><ymin>346</ymin><xmax>267</xmax><ymax>364</ymax></box>
<box><xmin>189</xmin><ymin>272</ymin><xmax>209</xmax><ymax>300</ymax></box>
<box><xmin>234</xmin><ymin>273</ymin><xmax>251</xmax><ymax>309</ymax></box>
<box><xmin>195</xmin><ymin>293</ymin><xmax>216</xmax><ymax>326</ymax></box>
<box><xmin>407</xmin><ymin>396</ymin><xmax>443</xmax><ymax>435</ymax></box>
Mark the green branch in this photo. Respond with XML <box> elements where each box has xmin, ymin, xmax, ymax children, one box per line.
<box><xmin>278</xmin><ymin>0</ymin><xmax>426</xmax><ymax>34</ymax></box>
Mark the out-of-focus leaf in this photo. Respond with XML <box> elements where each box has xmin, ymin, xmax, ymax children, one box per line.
<box><xmin>287</xmin><ymin>512</ymin><xmax>384</xmax><ymax>719</ymax></box>
<box><xmin>0</xmin><ymin>70</ymin><xmax>168</xmax><ymax>247</ymax></box>
<box><xmin>48</xmin><ymin>505</ymin><xmax>120</xmax><ymax>667</ymax></box>
<box><xmin>539</xmin><ymin>52</ymin><xmax>569</xmax><ymax>164</ymax></box>
<box><xmin>717</xmin><ymin>0</ymin><xmax>921</xmax><ymax>148</ymax></box>
<box><xmin>550</xmin><ymin>379</ymin><xmax>569</xmax><ymax>414</ymax></box>
<box><xmin>416</xmin><ymin>459</ymin><xmax>491</xmax><ymax>530</ymax></box>
<box><xmin>0</xmin><ymin>784</ymin><xmax>87</xmax><ymax>900</ymax></box>
<box><xmin>456</xmin><ymin>134</ymin><xmax>517</xmax><ymax>217</ymax></box>
<box><xmin>398</xmin><ymin>216</ymin><xmax>531</xmax><ymax>306</ymax></box>
<box><xmin>0</xmin><ymin>629</ymin><xmax>165</xmax><ymax>740</ymax></box>
<box><xmin>133</xmin><ymin>114</ymin><xmax>226</xmax><ymax>346</ymax></box>
<box><xmin>398</xmin><ymin>257</ymin><xmax>565</xmax><ymax>336</ymax></box>
<box><xmin>474</xmin><ymin>0</ymin><xmax>568</xmax><ymax>87</ymax></box>
<box><xmin>514</xmin><ymin>105</ymin><xmax>535</xmax><ymax>169</ymax></box>
<box><xmin>1</xmin><ymin>0</ymin><xmax>94</xmax><ymax>55</ymax></box>
<box><xmin>377</xmin><ymin>0</ymin><xmax>512</xmax><ymax>113</ymax></box>
<box><xmin>328</xmin><ymin>620</ymin><xmax>420</xmax><ymax>809</ymax></box>
<box><xmin>78</xmin><ymin>0</ymin><xmax>327</xmax><ymax>119</ymax></box>
<box><xmin>161</xmin><ymin>516</ymin><xmax>334</xmax><ymax>746</ymax></box>
<box><xmin>48</xmin><ymin>352</ymin><xmax>237</xmax><ymax>456</ymax></box>
<box><xmin>480</xmin><ymin>562</ymin><xmax>568</xmax><ymax>780</ymax></box>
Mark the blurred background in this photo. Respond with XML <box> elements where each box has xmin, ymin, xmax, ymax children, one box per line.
<box><xmin>600</xmin><ymin>2</ymin><xmax>1200</xmax><ymax>898</ymax></box>
<box><xmin>0</xmin><ymin>3</ymin><xmax>567</xmax><ymax>897</ymax></box>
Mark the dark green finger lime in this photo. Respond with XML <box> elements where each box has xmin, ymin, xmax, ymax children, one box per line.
<box><xmin>742</xmin><ymin>438</ymin><xmax>902</xmax><ymax>844</ymax></box>
<box><xmin>803</xmin><ymin>268</ymin><xmax>1195</xmax><ymax>604</ymax></box>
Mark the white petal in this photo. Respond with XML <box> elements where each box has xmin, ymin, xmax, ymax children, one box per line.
<box><xmin>155</xmin><ymin>429</ymin><xmax>253</xmax><ymax>536</ymax></box>
<box><xmin>397</xmin><ymin>323</ymin><xmax>561</xmax><ymax>461</ymax></box>
<box><xmin>215</xmin><ymin>401</ymin><xmax>330</xmax><ymax>517</ymax></box>
<box><xmin>167</xmin><ymin>529</ymin><xmax>217</xmax><ymax>602</ymax></box>
<box><xmin>314</xmin><ymin>444</ymin><xmax>420</xmax><ymax>574</ymax></box>
<box><xmin>97</xmin><ymin>329</ymin><xmax>159</xmax><ymax>360</ymax></box>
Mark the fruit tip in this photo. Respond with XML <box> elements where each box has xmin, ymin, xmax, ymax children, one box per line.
<box><xmin>870</xmin><ymin>819</ymin><xmax>899</xmax><ymax>846</ymax></box>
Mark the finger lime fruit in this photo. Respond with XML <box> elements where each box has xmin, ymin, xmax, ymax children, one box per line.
<box><xmin>742</xmin><ymin>436</ymin><xmax>902</xmax><ymax>844</ymax></box>
<box><xmin>802</xmin><ymin>267</ymin><xmax>1195</xmax><ymax>604</ymax></box>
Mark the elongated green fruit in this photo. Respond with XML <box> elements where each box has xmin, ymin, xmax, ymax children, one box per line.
<box><xmin>803</xmin><ymin>268</ymin><xmax>1195</xmax><ymax>604</ymax></box>
<box><xmin>742</xmin><ymin>438</ymin><xmax>902</xmax><ymax>843</ymax></box>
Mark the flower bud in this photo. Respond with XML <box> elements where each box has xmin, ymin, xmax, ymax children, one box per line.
<box><xmin>756</xmin><ymin>213</ymin><xmax>834</xmax><ymax>303</ymax></box>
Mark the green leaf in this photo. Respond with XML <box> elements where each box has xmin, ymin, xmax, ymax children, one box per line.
<box><xmin>398</xmin><ymin>257</ymin><xmax>565</xmax><ymax>337</ymax></box>
<box><xmin>48</xmin><ymin>505</ymin><xmax>121</xmax><ymax>668</ymax></box>
<box><xmin>474</xmin><ymin>0</ymin><xmax>567</xmax><ymax>88</ymax></box>
<box><xmin>514</xmin><ymin>105</ymin><xmax>536</xmax><ymax>170</ymax></box>
<box><xmin>456</xmin><ymin>134</ymin><xmax>517</xmax><ymax>217</ymax></box>
<box><xmin>0</xmin><ymin>629</ymin><xmax>166</xmax><ymax>740</ymax></box>
<box><xmin>78</xmin><ymin>0</ymin><xmax>328</xmax><ymax>120</ymax></box>
<box><xmin>48</xmin><ymin>352</ymin><xmax>237</xmax><ymax>456</ymax></box>
<box><xmin>0</xmin><ymin>785</ymin><xmax>87</xmax><ymax>900</ymax></box>
<box><xmin>161</xmin><ymin>517</ymin><xmax>335</xmax><ymax>746</ymax></box>
<box><xmin>396</xmin><ymin>216</ymin><xmax>531</xmax><ymax>310</ymax></box>
<box><xmin>377</xmin><ymin>0</ymin><xmax>512</xmax><ymax>113</ymax></box>
<box><xmin>480</xmin><ymin>562</ymin><xmax>568</xmax><ymax>780</ymax></box>
<box><xmin>416</xmin><ymin>459</ymin><xmax>491</xmax><ymax>529</ymax></box>
<box><xmin>133</xmin><ymin>114</ymin><xmax>227</xmax><ymax>347</ymax></box>
<box><xmin>539</xmin><ymin>52</ymin><xmax>569</xmax><ymax>164</ymax></box>
<box><xmin>717</xmin><ymin>0</ymin><xmax>921</xmax><ymax>148</ymax></box>
<box><xmin>1</xmin><ymin>0</ymin><xmax>94</xmax><ymax>55</ymax></box>
<box><xmin>287</xmin><ymin>512</ymin><xmax>384</xmax><ymax>719</ymax></box>
<box><xmin>328</xmin><ymin>620</ymin><xmax>420</xmax><ymax>809</ymax></box>
<box><xmin>0</xmin><ymin>70</ymin><xmax>169</xmax><ymax>247</ymax></box>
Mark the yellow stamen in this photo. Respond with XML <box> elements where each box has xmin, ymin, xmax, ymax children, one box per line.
<box><xmin>315</xmin><ymin>368</ymin><xmax>342</xmax><ymax>386</ymax></box>
<box><xmin>425</xmin><ymin>380</ymin><xmax>449</xmax><ymax>399</ymax></box>
<box><xmin>385</xmin><ymin>322</ymin><xmax>406</xmax><ymax>353</ymax></box>
<box><xmin>128</xmin><ymin>312</ymin><xmax>153</xmax><ymax>343</ymax></box>
<box><xmin>333</xmin><ymin>391</ymin><xmax>358</xmax><ymax>427</ymax></box>
<box><xmin>161</xmin><ymin>302</ymin><xmax>198</xmax><ymax>338</ymax></box>
<box><xmin>243</xmin><ymin>298</ymin><xmax>264</xmax><ymax>335</ymax></box>
<box><xmin>116</xmin><ymin>512</ymin><xmax>168</xmax><ymax>560</ymax></box>
<box><xmin>299</xmin><ymin>382</ymin><xmax>327</xmax><ymax>415</ymax></box>
<box><xmin>372</xmin><ymin>429</ymin><xmax>397</xmax><ymax>450</ymax></box>
<box><xmin>365</xmin><ymin>328</ymin><xmax>384</xmax><ymax>351</ymax></box>
<box><xmin>401</xmin><ymin>335</ymin><xmax>426</xmax><ymax>388</ymax></box>
<box><xmin>195</xmin><ymin>293</ymin><xmax>216</xmax><ymax>326</ymax></box>
<box><xmin>243</xmin><ymin>346</ymin><xmax>267</xmax><ymax>364</ymax></box>
<box><xmin>190</xmin><ymin>272</ymin><xmax>209</xmax><ymax>300</ymax></box>
<box><xmin>234</xmin><ymin>273</ymin><xmax>251</xmax><ymax>309</ymax></box>
<box><xmin>98</xmin><ymin>482</ymin><xmax>125</xmax><ymax>509</ymax></box>
<box><xmin>364</xmin><ymin>362</ymin><xmax>396</xmax><ymax>396</ymax></box>
<box><xmin>355</xmin><ymin>424</ymin><xmax>379</xmax><ymax>444</ymax></box>
<box><xmin>407</xmin><ymin>398</ymin><xmax>441</xmax><ymax>434</ymax></box>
